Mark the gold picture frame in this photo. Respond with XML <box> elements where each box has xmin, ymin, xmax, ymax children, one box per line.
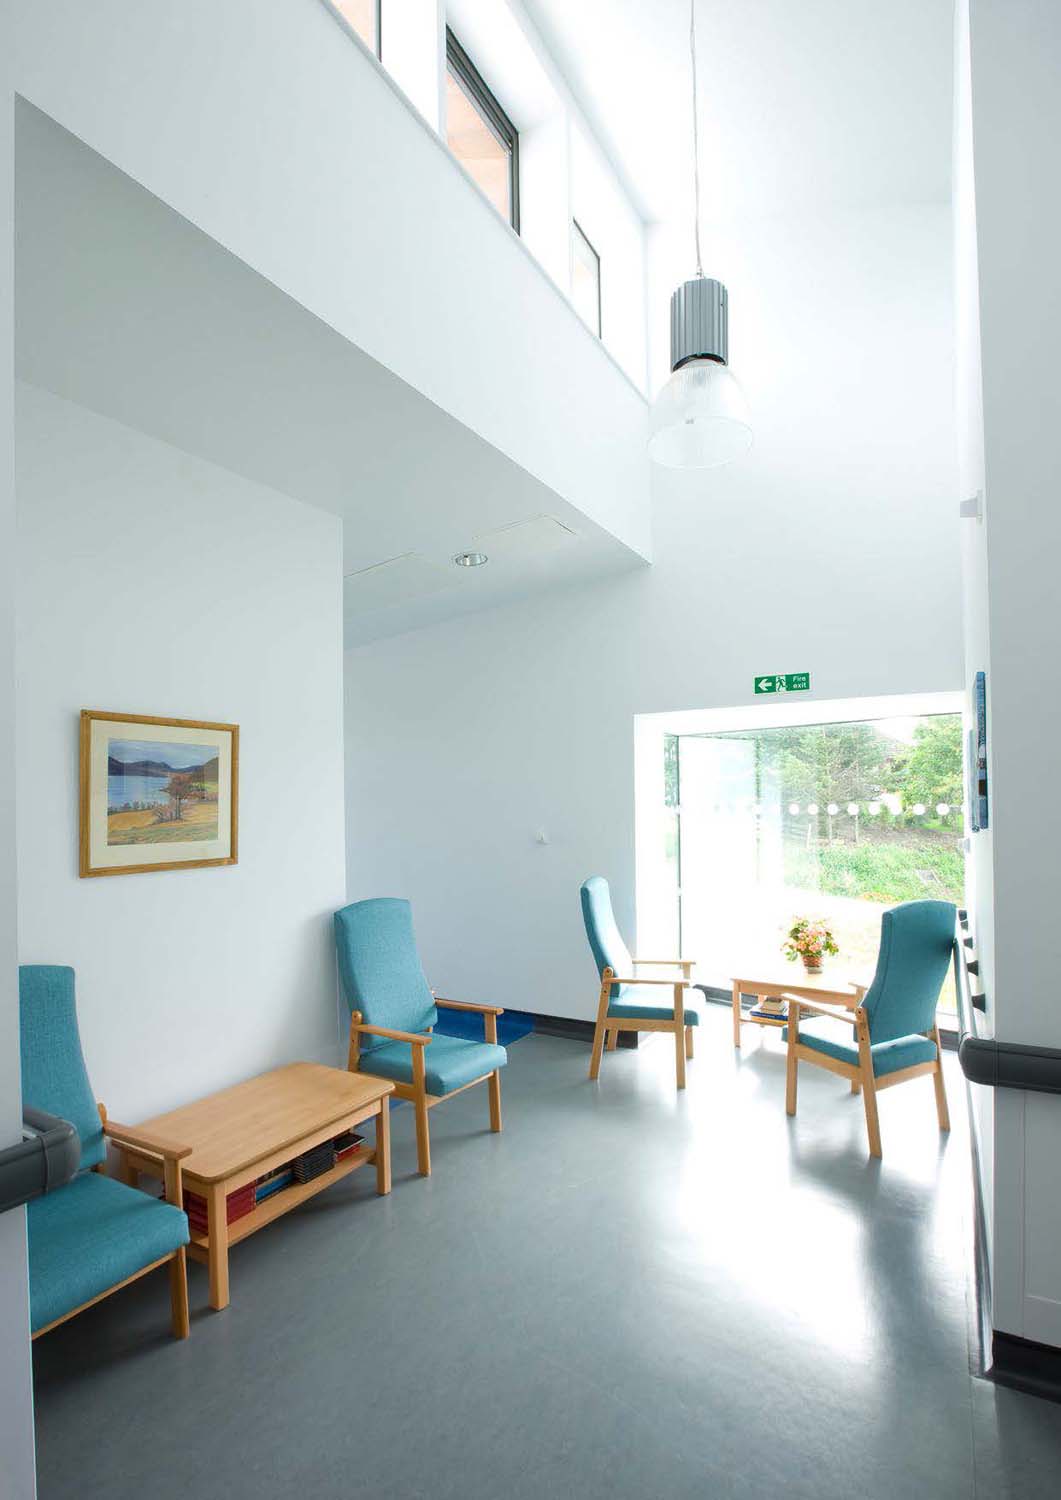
<box><xmin>79</xmin><ymin>709</ymin><xmax>239</xmax><ymax>878</ymax></box>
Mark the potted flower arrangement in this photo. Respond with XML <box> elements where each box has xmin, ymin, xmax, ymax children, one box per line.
<box><xmin>782</xmin><ymin>917</ymin><xmax>838</xmax><ymax>974</ymax></box>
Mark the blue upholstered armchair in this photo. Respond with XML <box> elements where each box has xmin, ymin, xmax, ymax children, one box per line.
<box><xmin>783</xmin><ymin>900</ymin><xmax>955</xmax><ymax>1158</ymax></box>
<box><xmin>20</xmin><ymin>966</ymin><xmax>192</xmax><ymax>1339</ymax></box>
<box><xmin>334</xmin><ymin>899</ymin><xmax>507</xmax><ymax>1176</ymax></box>
<box><xmin>581</xmin><ymin>876</ymin><xmax>698</xmax><ymax>1089</ymax></box>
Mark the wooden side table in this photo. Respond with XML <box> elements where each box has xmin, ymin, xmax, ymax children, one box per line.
<box><xmin>730</xmin><ymin>968</ymin><xmax>863</xmax><ymax>1047</ymax></box>
<box><xmin>114</xmin><ymin>1063</ymin><xmax>394</xmax><ymax>1310</ymax></box>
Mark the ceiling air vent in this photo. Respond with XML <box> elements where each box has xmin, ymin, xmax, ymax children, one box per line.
<box><xmin>343</xmin><ymin>553</ymin><xmax>455</xmax><ymax>614</ymax></box>
<box><xmin>470</xmin><ymin>515</ymin><xmax>579</xmax><ymax>559</ymax></box>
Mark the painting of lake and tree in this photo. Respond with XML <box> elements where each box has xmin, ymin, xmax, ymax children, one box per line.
<box><xmin>107</xmin><ymin>737</ymin><xmax>220</xmax><ymax>845</ymax></box>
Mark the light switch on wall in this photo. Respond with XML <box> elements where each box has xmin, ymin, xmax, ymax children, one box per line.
<box><xmin>535</xmin><ymin>830</ymin><xmax>549</xmax><ymax>845</ymax></box>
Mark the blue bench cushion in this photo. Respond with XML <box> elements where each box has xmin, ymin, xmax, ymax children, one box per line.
<box><xmin>360</xmin><ymin>1033</ymin><xmax>506</xmax><ymax>1096</ymax></box>
<box><xmin>608</xmin><ymin>988</ymin><xmax>700</xmax><ymax>1025</ymax></box>
<box><xmin>27</xmin><ymin>1173</ymin><xmax>189</xmax><ymax>1333</ymax></box>
<box><xmin>782</xmin><ymin>1018</ymin><xmax>937</xmax><ymax>1077</ymax></box>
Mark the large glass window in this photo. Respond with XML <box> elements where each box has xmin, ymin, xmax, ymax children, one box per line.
<box><xmin>328</xmin><ymin>0</ymin><xmax>381</xmax><ymax>58</ymax></box>
<box><xmin>571</xmin><ymin>221</ymin><xmax>601</xmax><ymax>336</ymax></box>
<box><xmin>445</xmin><ymin>29</ymin><xmax>519</xmax><ymax>231</ymax></box>
<box><xmin>666</xmin><ymin>713</ymin><xmax>965</xmax><ymax>1013</ymax></box>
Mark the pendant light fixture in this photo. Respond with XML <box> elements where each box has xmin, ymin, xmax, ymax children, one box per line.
<box><xmin>648</xmin><ymin>0</ymin><xmax>752</xmax><ymax>469</ymax></box>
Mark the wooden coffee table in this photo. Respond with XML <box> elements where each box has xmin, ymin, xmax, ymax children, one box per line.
<box><xmin>730</xmin><ymin>966</ymin><xmax>865</xmax><ymax>1047</ymax></box>
<box><xmin>114</xmin><ymin>1063</ymin><xmax>394</xmax><ymax>1310</ymax></box>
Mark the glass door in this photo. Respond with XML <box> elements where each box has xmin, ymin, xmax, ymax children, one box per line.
<box><xmin>672</xmin><ymin>715</ymin><xmax>964</xmax><ymax>1010</ymax></box>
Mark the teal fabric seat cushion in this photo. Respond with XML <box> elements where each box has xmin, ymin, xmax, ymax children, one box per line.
<box><xmin>360</xmin><ymin>1033</ymin><xmax>506</xmax><ymax>1096</ymax></box>
<box><xmin>607</xmin><ymin>988</ymin><xmax>701</xmax><ymax>1025</ymax></box>
<box><xmin>26</xmin><ymin>1173</ymin><xmax>189</xmax><ymax>1333</ymax></box>
<box><xmin>781</xmin><ymin>1018</ymin><xmax>936</xmax><ymax>1077</ymax></box>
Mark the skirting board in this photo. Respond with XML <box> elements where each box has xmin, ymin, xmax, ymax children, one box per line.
<box><xmin>528</xmin><ymin>1013</ymin><xmax>638</xmax><ymax>1048</ymax></box>
<box><xmin>989</xmin><ymin>1332</ymin><xmax>1061</xmax><ymax>1405</ymax></box>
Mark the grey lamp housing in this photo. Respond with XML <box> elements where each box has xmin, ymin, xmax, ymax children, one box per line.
<box><xmin>670</xmin><ymin>276</ymin><xmax>729</xmax><ymax>370</ymax></box>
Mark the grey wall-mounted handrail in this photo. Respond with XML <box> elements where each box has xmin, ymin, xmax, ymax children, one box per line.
<box><xmin>955</xmin><ymin>912</ymin><xmax>1061</xmax><ymax>1095</ymax></box>
<box><xmin>0</xmin><ymin>1107</ymin><xmax>80</xmax><ymax>1214</ymax></box>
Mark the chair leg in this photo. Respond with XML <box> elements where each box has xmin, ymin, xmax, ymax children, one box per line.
<box><xmin>785</xmin><ymin>1032</ymin><xmax>798</xmax><ymax>1116</ymax></box>
<box><xmin>685</xmin><ymin>1025</ymin><xmax>694</xmax><ymax>1060</ymax></box>
<box><xmin>169</xmin><ymin>1247</ymin><xmax>190</xmax><ymax>1339</ymax></box>
<box><xmin>412</xmin><ymin>1047</ymin><xmax>431</xmax><ymax>1176</ymax></box>
<box><xmin>861</xmin><ymin>1077</ymin><xmax>882</xmax><ymax>1159</ymax></box>
<box><xmin>488</xmin><ymin>1069</ymin><xmax>502</xmax><ymax>1133</ymax></box>
<box><xmin>673</xmin><ymin>984</ymin><xmax>687</xmax><ymax>1090</ymax></box>
<box><xmin>589</xmin><ymin>974</ymin><xmax>611</xmax><ymax>1081</ymax></box>
<box><xmin>931</xmin><ymin>1027</ymin><xmax>950</xmax><ymax>1131</ymax></box>
<box><xmin>851</xmin><ymin>1078</ymin><xmax>861</xmax><ymax>1095</ymax></box>
<box><xmin>606</xmin><ymin>1025</ymin><xmax>619</xmax><ymax>1051</ymax></box>
<box><xmin>856</xmin><ymin>1008</ymin><xmax>882</xmax><ymax>1158</ymax></box>
<box><xmin>414</xmin><ymin>1096</ymin><xmax>431</xmax><ymax>1176</ymax></box>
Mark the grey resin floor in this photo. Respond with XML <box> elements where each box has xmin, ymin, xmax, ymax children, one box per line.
<box><xmin>31</xmin><ymin>1008</ymin><xmax>1061</xmax><ymax>1498</ymax></box>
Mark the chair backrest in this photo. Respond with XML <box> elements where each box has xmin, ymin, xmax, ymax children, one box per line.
<box><xmin>334</xmin><ymin>898</ymin><xmax>437</xmax><ymax>1052</ymax></box>
<box><xmin>19</xmin><ymin>965</ymin><xmax>105</xmax><ymax>1171</ymax></box>
<box><xmin>863</xmin><ymin>899</ymin><xmax>956</xmax><ymax>1044</ymax></box>
<box><xmin>581</xmin><ymin>877</ymin><xmax>632</xmax><ymax>1000</ymax></box>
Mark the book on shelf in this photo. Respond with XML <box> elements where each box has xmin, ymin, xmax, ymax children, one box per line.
<box><xmin>292</xmin><ymin>1143</ymin><xmax>337</xmax><ymax>1184</ymax></box>
<box><xmin>333</xmin><ymin>1131</ymin><xmax>365</xmax><ymax>1160</ymax></box>
<box><xmin>184</xmin><ymin>1182</ymin><xmax>257</xmax><ymax>1228</ymax></box>
<box><xmin>255</xmin><ymin>1168</ymin><xmax>294</xmax><ymax>1203</ymax></box>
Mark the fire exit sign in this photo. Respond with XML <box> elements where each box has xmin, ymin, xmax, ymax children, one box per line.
<box><xmin>754</xmin><ymin>672</ymin><xmax>811</xmax><ymax>695</ymax></box>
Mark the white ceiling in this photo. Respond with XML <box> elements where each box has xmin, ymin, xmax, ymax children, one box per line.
<box><xmin>520</xmin><ymin>0</ymin><xmax>955</xmax><ymax>226</ymax></box>
<box><xmin>14</xmin><ymin>104</ymin><xmax>644</xmax><ymax>646</ymax></box>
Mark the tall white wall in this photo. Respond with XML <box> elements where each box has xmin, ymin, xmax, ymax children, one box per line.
<box><xmin>965</xmin><ymin>0</ymin><xmax>1061</xmax><ymax>1349</ymax></box>
<box><xmin>345</xmin><ymin>201</ymin><xmax>962</xmax><ymax>1021</ymax></box>
<box><xmin>12</xmin><ymin>0</ymin><xmax>650</xmax><ymax>561</ymax></box>
<box><xmin>953</xmin><ymin>0</ymin><xmax>995</xmax><ymax>1260</ymax></box>
<box><xmin>0</xmin><ymin>13</ymin><xmax>37</xmax><ymax>1493</ymax></box>
<box><xmin>15</xmin><ymin>385</ymin><xmax>346</xmax><ymax>1120</ymax></box>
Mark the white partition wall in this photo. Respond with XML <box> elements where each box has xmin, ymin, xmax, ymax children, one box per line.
<box><xmin>0</xmin><ymin>13</ymin><xmax>37</xmax><ymax>1492</ymax></box>
<box><xmin>959</xmin><ymin>0</ymin><xmax>1061</xmax><ymax>1352</ymax></box>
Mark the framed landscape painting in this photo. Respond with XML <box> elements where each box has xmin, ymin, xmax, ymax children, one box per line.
<box><xmin>79</xmin><ymin>710</ymin><xmax>239</xmax><ymax>877</ymax></box>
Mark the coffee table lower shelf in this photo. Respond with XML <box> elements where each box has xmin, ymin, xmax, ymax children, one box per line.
<box><xmin>185</xmin><ymin>1146</ymin><xmax>377</xmax><ymax>1255</ymax></box>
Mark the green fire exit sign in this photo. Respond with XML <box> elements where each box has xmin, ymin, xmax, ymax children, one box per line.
<box><xmin>754</xmin><ymin>672</ymin><xmax>811</xmax><ymax>695</ymax></box>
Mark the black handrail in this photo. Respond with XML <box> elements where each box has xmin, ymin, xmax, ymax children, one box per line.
<box><xmin>955</xmin><ymin>911</ymin><xmax>1061</xmax><ymax>1095</ymax></box>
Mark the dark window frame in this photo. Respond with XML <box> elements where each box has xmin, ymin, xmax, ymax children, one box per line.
<box><xmin>445</xmin><ymin>27</ymin><xmax>520</xmax><ymax>233</ymax></box>
<box><xmin>325</xmin><ymin>0</ymin><xmax>382</xmax><ymax>62</ymax></box>
<box><xmin>571</xmin><ymin>219</ymin><xmax>602</xmax><ymax>337</ymax></box>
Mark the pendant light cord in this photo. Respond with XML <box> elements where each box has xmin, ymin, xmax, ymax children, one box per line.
<box><xmin>690</xmin><ymin>0</ymin><xmax>705</xmax><ymax>279</ymax></box>
<box><xmin>690</xmin><ymin>0</ymin><xmax>703</xmax><ymax>278</ymax></box>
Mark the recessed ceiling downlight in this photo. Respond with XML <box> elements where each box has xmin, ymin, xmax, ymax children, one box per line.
<box><xmin>453</xmin><ymin>551</ymin><xmax>488</xmax><ymax>568</ymax></box>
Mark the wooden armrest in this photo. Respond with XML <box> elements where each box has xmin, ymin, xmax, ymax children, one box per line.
<box><xmin>103</xmin><ymin>1121</ymin><xmax>193</xmax><ymax>1161</ymax></box>
<box><xmin>609</xmin><ymin>976</ymin><xmax>691</xmax><ymax>988</ymax></box>
<box><xmin>433</xmin><ymin>996</ymin><xmax>505</xmax><ymax>1016</ymax></box>
<box><xmin>632</xmin><ymin>958</ymin><xmax>695</xmax><ymax>970</ymax></box>
<box><xmin>784</xmin><ymin>997</ymin><xmax>861</xmax><ymax>1024</ymax></box>
<box><xmin>353</xmin><ymin>1022</ymin><xmax>432</xmax><ymax>1046</ymax></box>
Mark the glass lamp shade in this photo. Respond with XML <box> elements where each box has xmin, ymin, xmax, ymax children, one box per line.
<box><xmin>648</xmin><ymin>357</ymin><xmax>753</xmax><ymax>469</ymax></box>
